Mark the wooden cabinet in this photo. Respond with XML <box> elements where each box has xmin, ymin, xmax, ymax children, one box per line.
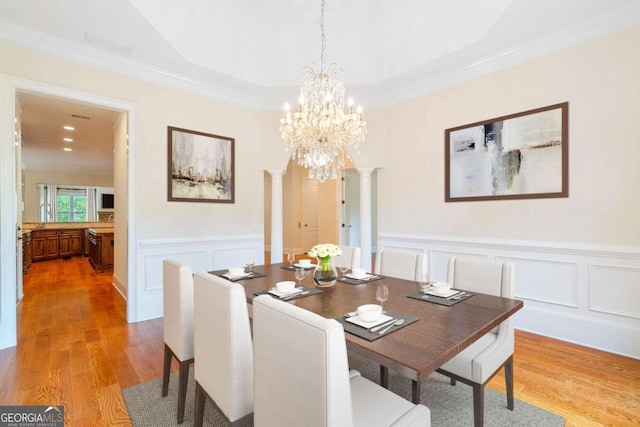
<box><xmin>88</xmin><ymin>229</ymin><xmax>114</xmax><ymax>273</ymax></box>
<box><xmin>32</xmin><ymin>230</ymin><xmax>60</xmax><ymax>261</ymax></box>
<box><xmin>31</xmin><ymin>229</ymin><xmax>84</xmax><ymax>262</ymax></box>
<box><xmin>22</xmin><ymin>231</ymin><xmax>32</xmax><ymax>274</ymax></box>
<box><xmin>59</xmin><ymin>229</ymin><xmax>83</xmax><ymax>257</ymax></box>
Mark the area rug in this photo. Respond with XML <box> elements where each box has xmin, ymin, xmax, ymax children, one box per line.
<box><xmin>122</xmin><ymin>352</ymin><xmax>565</xmax><ymax>426</ymax></box>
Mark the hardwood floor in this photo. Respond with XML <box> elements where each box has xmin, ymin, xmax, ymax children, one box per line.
<box><xmin>0</xmin><ymin>256</ymin><xmax>638</xmax><ymax>426</ymax></box>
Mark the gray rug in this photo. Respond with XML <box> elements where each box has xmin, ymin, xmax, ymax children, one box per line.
<box><xmin>122</xmin><ymin>352</ymin><xmax>565</xmax><ymax>426</ymax></box>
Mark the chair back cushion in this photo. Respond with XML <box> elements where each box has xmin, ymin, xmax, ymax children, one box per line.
<box><xmin>253</xmin><ymin>295</ymin><xmax>353</xmax><ymax>427</ymax></box>
<box><xmin>446</xmin><ymin>257</ymin><xmax>513</xmax><ymax>298</ymax></box>
<box><xmin>162</xmin><ymin>259</ymin><xmax>194</xmax><ymax>361</ymax></box>
<box><xmin>374</xmin><ymin>249</ymin><xmax>428</xmax><ymax>282</ymax></box>
<box><xmin>335</xmin><ymin>245</ymin><xmax>362</xmax><ymax>270</ymax></box>
<box><xmin>193</xmin><ymin>272</ymin><xmax>253</xmax><ymax>422</ymax></box>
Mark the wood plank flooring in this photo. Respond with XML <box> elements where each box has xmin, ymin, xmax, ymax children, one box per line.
<box><xmin>0</xmin><ymin>256</ymin><xmax>638</xmax><ymax>426</ymax></box>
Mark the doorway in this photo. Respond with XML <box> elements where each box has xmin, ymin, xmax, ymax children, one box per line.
<box><xmin>0</xmin><ymin>76</ymin><xmax>137</xmax><ymax>349</ymax></box>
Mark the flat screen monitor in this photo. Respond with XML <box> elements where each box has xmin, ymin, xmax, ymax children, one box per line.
<box><xmin>101</xmin><ymin>193</ymin><xmax>114</xmax><ymax>210</ymax></box>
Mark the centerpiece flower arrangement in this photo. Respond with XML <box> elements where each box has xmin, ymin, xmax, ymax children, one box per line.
<box><xmin>307</xmin><ymin>243</ymin><xmax>342</xmax><ymax>287</ymax></box>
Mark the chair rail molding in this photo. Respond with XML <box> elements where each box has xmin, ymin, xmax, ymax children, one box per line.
<box><xmin>378</xmin><ymin>232</ymin><xmax>640</xmax><ymax>359</ymax></box>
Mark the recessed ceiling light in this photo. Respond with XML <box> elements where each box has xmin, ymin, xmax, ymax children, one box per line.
<box><xmin>63</xmin><ymin>125</ymin><xmax>75</xmax><ymax>131</ymax></box>
<box><xmin>63</xmin><ymin>148</ymin><xmax>72</xmax><ymax>152</ymax></box>
<box><xmin>63</xmin><ymin>138</ymin><xmax>73</xmax><ymax>142</ymax></box>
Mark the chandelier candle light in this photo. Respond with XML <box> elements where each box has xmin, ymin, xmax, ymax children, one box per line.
<box><xmin>279</xmin><ymin>0</ymin><xmax>367</xmax><ymax>183</ymax></box>
<box><xmin>308</xmin><ymin>243</ymin><xmax>342</xmax><ymax>287</ymax></box>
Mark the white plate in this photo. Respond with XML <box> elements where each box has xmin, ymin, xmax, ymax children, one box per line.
<box><xmin>346</xmin><ymin>313</ymin><xmax>392</xmax><ymax>328</ymax></box>
<box><xmin>345</xmin><ymin>273</ymin><xmax>373</xmax><ymax>280</ymax></box>
<box><xmin>268</xmin><ymin>287</ymin><xmax>304</xmax><ymax>298</ymax></box>
<box><xmin>223</xmin><ymin>271</ymin><xmax>251</xmax><ymax>279</ymax></box>
<box><xmin>294</xmin><ymin>263</ymin><xmax>316</xmax><ymax>268</ymax></box>
<box><xmin>425</xmin><ymin>289</ymin><xmax>460</xmax><ymax>298</ymax></box>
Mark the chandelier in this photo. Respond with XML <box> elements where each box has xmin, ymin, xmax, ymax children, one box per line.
<box><xmin>279</xmin><ymin>0</ymin><xmax>367</xmax><ymax>183</ymax></box>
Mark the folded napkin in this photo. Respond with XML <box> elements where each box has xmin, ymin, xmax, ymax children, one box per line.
<box><xmin>222</xmin><ymin>271</ymin><xmax>251</xmax><ymax>280</ymax></box>
<box><xmin>424</xmin><ymin>288</ymin><xmax>460</xmax><ymax>298</ymax></box>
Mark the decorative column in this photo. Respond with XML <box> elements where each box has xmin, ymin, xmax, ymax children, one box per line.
<box><xmin>268</xmin><ymin>170</ymin><xmax>285</xmax><ymax>264</ymax></box>
<box><xmin>358</xmin><ymin>168</ymin><xmax>373</xmax><ymax>272</ymax></box>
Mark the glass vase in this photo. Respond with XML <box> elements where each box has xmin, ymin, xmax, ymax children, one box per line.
<box><xmin>313</xmin><ymin>257</ymin><xmax>338</xmax><ymax>287</ymax></box>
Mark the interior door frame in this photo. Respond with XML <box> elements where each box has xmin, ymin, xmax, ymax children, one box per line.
<box><xmin>0</xmin><ymin>74</ymin><xmax>139</xmax><ymax>349</ymax></box>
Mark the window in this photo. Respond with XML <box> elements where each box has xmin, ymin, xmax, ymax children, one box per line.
<box><xmin>56</xmin><ymin>188</ymin><xmax>87</xmax><ymax>222</ymax></box>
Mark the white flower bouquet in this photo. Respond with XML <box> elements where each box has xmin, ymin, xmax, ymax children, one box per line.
<box><xmin>308</xmin><ymin>243</ymin><xmax>342</xmax><ymax>270</ymax></box>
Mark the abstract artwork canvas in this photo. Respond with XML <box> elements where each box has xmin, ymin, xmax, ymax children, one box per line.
<box><xmin>167</xmin><ymin>126</ymin><xmax>235</xmax><ymax>203</ymax></box>
<box><xmin>445</xmin><ymin>102</ymin><xmax>568</xmax><ymax>202</ymax></box>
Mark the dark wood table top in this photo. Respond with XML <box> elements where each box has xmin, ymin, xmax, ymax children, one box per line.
<box><xmin>211</xmin><ymin>263</ymin><xmax>523</xmax><ymax>382</ymax></box>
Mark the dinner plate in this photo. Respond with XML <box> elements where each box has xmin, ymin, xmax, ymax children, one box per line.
<box><xmin>345</xmin><ymin>273</ymin><xmax>374</xmax><ymax>280</ymax></box>
<box><xmin>424</xmin><ymin>288</ymin><xmax>461</xmax><ymax>298</ymax></box>
<box><xmin>346</xmin><ymin>313</ymin><xmax>392</xmax><ymax>328</ymax></box>
<box><xmin>223</xmin><ymin>271</ymin><xmax>251</xmax><ymax>280</ymax></box>
<box><xmin>268</xmin><ymin>287</ymin><xmax>304</xmax><ymax>298</ymax></box>
<box><xmin>294</xmin><ymin>263</ymin><xmax>316</xmax><ymax>268</ymax></box>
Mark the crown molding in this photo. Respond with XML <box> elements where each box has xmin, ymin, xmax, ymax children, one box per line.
<box><xmin>1</xmin><ymin>2</ymin><xmax>639</xmax><ymax>111</ymax></box>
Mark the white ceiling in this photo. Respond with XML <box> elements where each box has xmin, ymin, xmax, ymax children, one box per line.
<box><xmin>3</xmin><ymin>0</ymin><xmax>640</xmax><ymax>174</ymax></box>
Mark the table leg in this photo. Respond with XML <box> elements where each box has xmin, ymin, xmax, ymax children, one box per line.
<box><xmin>380</xmin><ymin>365</ymin><xmax>389</xmax><ymax>388</ymax></box>
<box><xmin>412</xmin><ymin>380</ymin><xmax>421</xmax><ymax>404</ymax></box>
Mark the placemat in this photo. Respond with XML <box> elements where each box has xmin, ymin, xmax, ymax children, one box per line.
<box><xmin>338</xmin><ymin>275</ymin><xmax>383</xmax><ymax>285</ymax></box>
<box><xmin>337</xmin><ymin>308</ymin><xmax>418</xmax><ymax>342</ymax></box>
<box><xmin>281</xmin><ymin>265</ymin><xmax>316</xmax><ymax>271</ymax></box>
<box><xmin>407</xmin><ymin>291</ymin><xmax>473</xmax><ymax>306</ymax></box>
<box><xmin>213</xmin><ymin>271</ymin><xmax>267</xmax><ymax>281</ymax></box>
<box><xmin>253</xmin><ymin>286</ymin><xmax>322</xmax><ymax>301</ymax></box>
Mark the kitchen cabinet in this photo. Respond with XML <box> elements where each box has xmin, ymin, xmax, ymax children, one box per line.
<box><xmin>88</xmin><ymin>228</ymin><xmax>114</xmax><ymax>273</ymax></box>
<box><xmin>22</xmin><ymin>231</ymin><xmax>32</xmax><ymax>274</ymax></box>
<box><xmin>32</xmin><ymin>230</ymin><xmax>60</xmax><ymax>261</ymax></box>
<box><xmin>31</xmin><ymin>229</ymin><xmax>84</xmax><ymax>261</ymax></box>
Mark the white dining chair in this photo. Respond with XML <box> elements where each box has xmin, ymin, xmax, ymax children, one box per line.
<box><xmin>436</xmin><ymin>257</ymin><xmax>515</xmax><ymax>427</ymax></box>
<box><xmin>334</xmin><ymin>245</ymin><xmax>362</xmax><ymax>270</ymax></box>
<box><xmin>161</xmin><ymin>259</ymin><xmax>194</xmax><ymax>424</ymax></box>
<box><xmin>374</xmin><ymin>248</ymin><xmax>428</xmax><ymax>282</ymax></box>
<box><xmin>252</xmin><ymin>294</ymin><xmax>431</xmax><ymax>427</ymax></box>
<box><xmin>193</xmin><ymin>272</ymin><xmax>253</xmax><ymax>427</ymax></box>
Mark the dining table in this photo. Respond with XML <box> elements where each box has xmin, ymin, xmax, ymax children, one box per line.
<box><xmin>210</xmin><ymin>262</ymin><xmax>523</xmax><ymax>404</ymax></box>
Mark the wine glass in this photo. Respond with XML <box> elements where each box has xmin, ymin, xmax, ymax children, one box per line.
<box><xmin>295</xmin><ymin>267</ymin><xmax>306</xmax><ymax>288</ymax></box>
<box><xmin>339</xmin><ymin>265</ymin><xmax>349</xmax><ymax>278</ymax></box>
<box><xmin>287</xmin><ymin>253</ymin><xmax>295</xmax><ymax>267</ymax></box>
<box><xmin>376</xmin><ymin>283</ymin><xmax>389</xmax><ymax>311</ymax></box>
<box><xmin>245</xmin><ymin>257</ymin><xmax>255</xmax><ymax>273</ymax></box>
<box><xmin>418</xmin><ymin>273</ymin><xmax>431</xmax><ymax>294</ymax></box>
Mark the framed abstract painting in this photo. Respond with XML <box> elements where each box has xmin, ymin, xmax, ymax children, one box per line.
<box><xmin>167</xmin><ymin>126</ymin><xmax>235</xmax><ymax>203</ymax></box>
<box><xmin>445</xmin><ymin>102</ymin><xmax>568</xmax><ymax>202</ymax></box>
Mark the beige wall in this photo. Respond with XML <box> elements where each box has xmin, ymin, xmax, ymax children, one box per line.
<box><xmin>0</xmin><ymin>42</ymin><xmax>266</xmax><ymax>240</ymax></box>
<box><xmin>22</xmin><ymin>169</ymin><xmax>113</xmax><ymax>222</ymax></box>
<box><xmin>378</xmin><ymin>24</ymin><xmax>640</xmax><ymax>247</ymax></box>
<box><xmin>113</xmin><ymin>113</ymin><xmax>127</xmax><ymax>295</ymax></box>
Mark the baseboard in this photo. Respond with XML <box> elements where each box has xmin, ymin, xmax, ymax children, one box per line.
<box><xmin>112</xmin><ymin>273</ymin><xmax>126</xmax><ymax>300</ymax></box>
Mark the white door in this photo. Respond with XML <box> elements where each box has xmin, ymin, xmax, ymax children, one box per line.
<box><xmin>302</xmin><ymin>178</ymin><xmax>318</xmax><ymax>252</ymax></box>
<box><xmin>342</xmin><ymin>169</ymin><xmax>360</xmax><ymax>245</ymax></box>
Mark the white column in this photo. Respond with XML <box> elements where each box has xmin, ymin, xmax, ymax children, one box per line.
<box><xmin>268</xmin><ymin>170</ymin><xmax>285</xmax><ymax>264</ymax></box>
<box><xmin>358</xmin><ymin>168</ymin><xmax>373</xmax><ymax>272</ymax></box>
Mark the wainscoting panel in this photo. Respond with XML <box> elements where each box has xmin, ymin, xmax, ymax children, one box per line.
<box><xmin>379</xmin><ymin>233</ymin><xmax>640</xmax><ymax>359</ymax></box>
<box><xmin>498</xmin><ymin>256</ymin><xmax>578</xmax><ymax>307</ymax></box>
<box><xmin>135</xmin><ymin>234</ymin><xmax>263</xmax><ymax>321</ymax></box>
<box><xmin>589</xmin><ymin>264</ymin><xmax>640</xmax><ymax>319</ymax></box>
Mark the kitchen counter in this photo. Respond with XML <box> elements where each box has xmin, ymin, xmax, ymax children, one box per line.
<box><xmin>22</xmin><ymin>222</ymin><xmax>113</xmax><ymax>233</ymax></box>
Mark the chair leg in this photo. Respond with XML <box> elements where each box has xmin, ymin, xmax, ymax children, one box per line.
<box><xmin>177</xmin><ymin>360</ymin><xmax>190</xmax><ymax>424</ymax></box>
<box><xmin>162</xmin><ymin>344</ymin><xmax>172</xmax><ymax>397</ymax></box>
<box><xmin>505</xmin><ymin>356</ymin><xmax>514</xmax><ymax>410</ymax></box>
<box><xmin>380</xmin><ymin>365</ymin><xmax>389</xmax><ymax>388</ymax></box>
<box><xmin>472</xmin><ymin>383</ymin><xmax>485</xmax><ymax>427</ymax></box>
<box><xmin>450</xmin><ymin>378</ymin><xmax>456</xmax><ymax>386</ymax></box>
<box><xmin>194</xmin><ymin>381</ymin><xmax>206</xmax><ymax>427</ymax></box>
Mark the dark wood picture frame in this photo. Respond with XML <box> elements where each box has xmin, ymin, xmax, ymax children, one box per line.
<box><xmin>167</xmin><ymin>126</ymin><xmax>235</xmax><ymax>203</ymax></box>
<box><xmin>445</xmin><ymin>102</ymin><xmax>568</xmax><ymax>202</ymax></box>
